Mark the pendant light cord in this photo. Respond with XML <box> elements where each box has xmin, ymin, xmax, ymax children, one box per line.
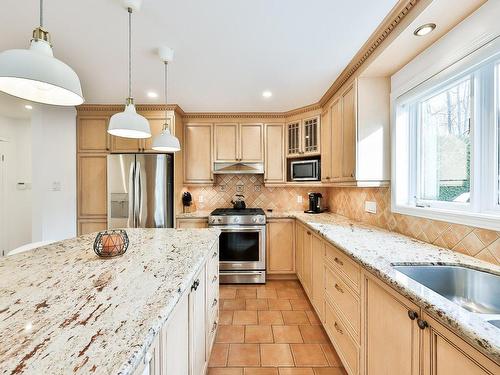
<box><xmin>164</xmin><ymin>61</ymin><xmax>169</xmax><ymax>130</ymax></box>
<box><xmin>128</xmin><ymin>7</ymin><xmax>132</xmax><ymax>100</ymax></box>
<box><xmin>39</xmin><ymin>0</ymin><xmax>44</xmax><ymax>27</ymax></box>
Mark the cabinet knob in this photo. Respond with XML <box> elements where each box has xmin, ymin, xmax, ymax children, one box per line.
<box><xmin>212</xmin><ymin>298</ymin><xmax>218</xmax><ymax>307</ymax></box>
<box><xmin>334</xmin><ymin>322</ymin><xmax>343</xmax><ymax>335</ymax></box>
<box><xmin>334</xmin><ymin>257</ymin><xmax>344</xmax><ymax>266</ymax></box>
<box><xmin>212</xmin><ymin>275</ymin><xmax>218</xmax><ymax>283</ymax></box>
<box><xmin>417</xmin><ymin>318</ymin><xmax>429</xmax><ymax>330</ymax></box>
<box><xmin>307</xmin><ymin>231</ymin><xmax>311</xmax><ymax>235</ymax></box>
<box><xmin>407</xmin><ymin>310</ymin><xmax>419</xmax><ymax>321</ymax></box>
<box><xmin>211</xmin><ymin>321</ymin><xmax>218</xmax><ymax>333</ymax></box>
<box><xmin>191</xmin><ymin>279</ymin><xmax>200</xmax><ymax>291</ymax></box>
<box><xmin>334</xmin><ymin>283</ymin><xmax>344</xmax><ymax>294</ymax></box>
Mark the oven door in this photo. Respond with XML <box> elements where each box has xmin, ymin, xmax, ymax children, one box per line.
<box><xmin>217</xmin><ymin>225</ymin><xmax>266</xmax><ymax>271</ymax></box>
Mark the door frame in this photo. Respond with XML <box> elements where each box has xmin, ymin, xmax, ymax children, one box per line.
<box><xmin>0</xmin><ymin>139</ymin><xmax>7</xmax><ymax>256</ymax></box>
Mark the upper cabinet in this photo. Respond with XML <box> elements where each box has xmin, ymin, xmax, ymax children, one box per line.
<box><xmin>321</xmin><ymin>77</ymin><xmax>390</xmax><ymax>186</ymax></box>
<box><xmin>264</xmin><ymin>123</ymin><xmax>286</xmax><ymax>184</ymax></box>
<box><xmin>286</xmin><ymin>116</ymin><xmax>320</xmax><ymax>157</ymax></box>
<box><xmin>77</xmin><ymin>117</ymin><xmax>109</xmax><ymax>153</ymax></box>
<box><xmin>143</xmin><ymin>116</ymin><xmax>174</xmax><ymax>152</ymax></box>
<box><xmin>214</xmin><ymin>123</ymin><xmax>263</xmax><ymax>163</ymax></box>
<box><xmin>184</xmin><ymin>123</ymin><xmax>213</xmax><ymax>184</ymax></box>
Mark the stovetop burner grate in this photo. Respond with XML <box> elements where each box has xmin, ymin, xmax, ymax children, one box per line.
<box><xmin>210</xmin><ymin>208</ymin><xmax>265</xmax><ymax>216</ymax></box>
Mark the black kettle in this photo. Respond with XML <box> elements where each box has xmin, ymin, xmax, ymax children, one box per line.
<box><xmin>231</xmin><ymin>194</ymin><xmax>246</xmax><ymax>210</ymax></box>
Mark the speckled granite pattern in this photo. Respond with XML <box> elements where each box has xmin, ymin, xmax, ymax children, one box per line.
<box><xmin>289</xmin><ymin>212</ymin><xmax>500</xmax><ymax>364</ymax></box>
<box><xmin>0</xmin><ymin>228</ymin><xmax>220</xmax><ymax>375</ymax></box>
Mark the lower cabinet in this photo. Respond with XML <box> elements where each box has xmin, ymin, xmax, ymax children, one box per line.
<box><xmin>295</xmin><ymin>222</ymin><xmax>305</xmax><ymax>282</ymax></box>
<box><xmin>176</xmin><ymin>218</ymin><xmax>209</xmax><ymax>229</ymax></box>
<box><xmin>266</xmin><ymin>219</ymin><xmax>295</xmax><ymax>274</ymax></box>
<box><xmin>311</xmin><ymin>234</ymin><xmax>325</xmax><ymax>320</ymax></box>
<box><xmin>133</xmin><ymin>242</ymin><xmax>219</xmax><ymax>375</ymax></box>
<box><xmin>302</xmin><ymin>227</ymin><xmax>313</xmax><ymax>295</ymax></box>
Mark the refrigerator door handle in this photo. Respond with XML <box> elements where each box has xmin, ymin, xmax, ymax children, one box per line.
<box><xmin>128</xmin><ymin>161</ymin><xmax>136</xmax><ymax>228</ymax></box>
<box><xmin>135</xmin><ymin>161</ymin><xmax>142</xmax><ymax>228</ymax></box>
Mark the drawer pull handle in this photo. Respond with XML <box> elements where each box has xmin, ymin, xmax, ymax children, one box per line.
<box><xmin>307</xmin><ymin>231</ymin><xmax>311</xmax><ymax>235</ymax></box>
<box><xmin>408</xmin><ymin>310</ymin><xmax>419</xmax><ymax>321</ymax></box>
<box><xmin>334</xmin><ymin>257</ymin><xmax>344</xmax><ymax>266</ymax></box>
<box><xmin>334</xmin><ymin>283</ymin><xmax>344</xmax><ymax>293</ymax></box>
<box><xmin>211</xmin><ymin>322</ymin><xmax>218</xmax><ymax>333</ymax></box>
<box><xmin>334</xmin><ymin>322</ymin><xmax>343</xmax><ymax>335</ymax></box>
<box><xmin>191</xmin><ymin>279</ymin><xmax>200</xmax><ymax>291</ymax></box>
<box><xmin>212</xmin><ymin>298</ymin><xmax>218</xmax><ymax>307</ymax></box>
<box><xmin>212</xmin><ymin>275</ymin><xmax>218</xmax><ymax>283</ymax></box>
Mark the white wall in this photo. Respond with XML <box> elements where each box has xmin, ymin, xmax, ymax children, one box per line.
<box><xmin>0</xmin><ymin>115</ymin><xmax>32</xmax><ymax>255</ymax></box>
<box><xmin>31</xmin><ymin>106</ymin><xmax>77</xmax><ymax>243</ymax></box>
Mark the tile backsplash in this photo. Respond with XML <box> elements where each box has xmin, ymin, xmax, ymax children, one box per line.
<box><xmin>183</xmin><ymin>175</ymin><xmax>328</xmax><ymax>212</ymax></box>
<box><xmin>327</xmin><ymin>187</ymin><xmax>500</xmax><ymax>266</ymax></box>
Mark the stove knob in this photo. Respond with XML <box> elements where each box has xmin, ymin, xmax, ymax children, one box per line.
<box><xmin>252</xmin><ymin>217</ymin><xmax>258</xmax><ymax>223</ymax></box>
<box><xmin>233</xmin><ymin>217</ymin><xmax>240</xmax><ymax>223</ymax></box>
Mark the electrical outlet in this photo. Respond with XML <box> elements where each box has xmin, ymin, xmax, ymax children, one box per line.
<box><xmin>219</xmin><ymin>184</ymin><xmax>227</xmax><ymax>192</ymax></box>
<box><xmin>365</xmin><ymin>201</ymin><xmax>377</xmax><ymax>214</ymax></box>
<box><xmin>297</xmin><ymin>195</ymin><xmax>303</xmax><ymax>203</ymax></box>
<box><xmin>198</xmin><ymin>195</ymin><xmax>204</xmax><ymax>203</ymax></box>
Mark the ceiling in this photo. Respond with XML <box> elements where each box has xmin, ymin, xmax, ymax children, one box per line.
<box><xmin>0</xmin><ymin>0</ymin><xmax>398</xmax><ymax>113</ymax></box>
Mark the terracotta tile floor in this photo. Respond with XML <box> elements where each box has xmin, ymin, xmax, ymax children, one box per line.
<box><xmin>208</xmin><ymin>280</ymin><xmax>347</xmax><ymax>375</ymax></box>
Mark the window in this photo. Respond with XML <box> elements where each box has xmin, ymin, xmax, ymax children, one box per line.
<box><xmin>393</xmin><ymin>42</ymin><xmax>500</xmax><ymax>231</ymax></box>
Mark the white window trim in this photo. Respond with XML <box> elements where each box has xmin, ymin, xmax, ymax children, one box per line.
<box><xmin>391</xmin><ymin>36</ymin><xmax>500</xmax><ymax>232</ymax></box>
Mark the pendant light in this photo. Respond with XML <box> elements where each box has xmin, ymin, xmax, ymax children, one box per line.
<box><xmin>108</xmin><ymin>5</ymin><xmax>151</xmax><ymax>139</ymax></box>
<box><xmin>152</xmin><ymin>47</ymin><xmax>180</xmax><ymax>152</ymax></box>
<box><xmin>0</xmin><ymin>0</ymin><xmax>84</xmax><ymax>106</ymax></box>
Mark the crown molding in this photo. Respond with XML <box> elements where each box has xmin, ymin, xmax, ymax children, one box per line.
<box><xmin>77</xmin><ymin>104</ymin><xmax>185</xmax><ymax>116</ymax></box>
<box><xmin>318</xmin><ymin>0</ymin><xmax>422</xmax><ymax>107</ymax></box>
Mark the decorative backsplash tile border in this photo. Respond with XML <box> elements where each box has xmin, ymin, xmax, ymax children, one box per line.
<box><xmin>182</xmin><ymin>175</ymin><xmax>328</xmax><ymax>213</ymax></box>
<box><xmin>327</xmin><ymin>187</ymin><xmax>500</xmax><ymax>266</ymax></box>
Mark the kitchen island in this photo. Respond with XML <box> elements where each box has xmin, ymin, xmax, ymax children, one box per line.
<box><xmin>0</xmin><ymin>228</ymin><xmax>220</xmax><ymax>374</ymax></box>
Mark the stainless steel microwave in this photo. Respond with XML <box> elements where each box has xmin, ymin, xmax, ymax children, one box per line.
<box><xmin>290</xmin><ymin>159</ymin><xmax>320</xmax><ymax>181</ymax></box>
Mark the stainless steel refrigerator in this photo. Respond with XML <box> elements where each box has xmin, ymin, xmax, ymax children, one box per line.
<box><xmin>107</xmin><ymin>154</ymin><xmax>173</xmax><ymax>229</ymax></box>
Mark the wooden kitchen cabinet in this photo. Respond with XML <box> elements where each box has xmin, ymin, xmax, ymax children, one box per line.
<box><xmin>422</xmin><ymin>312</ymin><xmax>499</xmax><ymax>375</ymax></box>
<box><xmin>267</xmin><ymin>219</ymin><xmax>295</xmax><ymax>274</ymax></box>
<box><xmin>320</xmin><ymin>109</ymin><xmax>331</xmax><ymax>182</ymax></box>
<box><xmin>341</xmin><ymin>83</ymin><xmax>356</xmax><ymax>180</ymax></box>
<box><xmin>215</xmin><ymin>123</ymin><xmax>238</xmax><ymax>162</ymax></box>
<box><xmin>264</xmin><ymin>123</ymin><xmax>286</xmax><ymax>183</ymax></box>
<box><xmin>364</xmin><ymin>274</ymin><xmax>421</xmax><ymax>375</ymax></box>
<box><xmin>184</xmin><ymin>123</ymin><xmax>213</xmax><ymax>184</ymax></box>
<box><xmin>295</xmin><ymin>222</ymin><xmax>304</xmax><ymax>282</ymax></box>
<box><xmin>311</xmin><ymin>235</ymin><xmax>325</xmax><ymax>320</ymax></box>
<box><xmin>286</xmin><ymin>116</ymin><xmax>320</xmax><ymax>157</ymax></box>
<box><xmin>330</xmin><ymin>98</ymin><xmax>343</xmax><ymax>181</ymax></box>
<box><xmin>176</xmin><ymin>218</ymin><xmax>208</xmax><ymax>229</ymax></box>
<box><xmin>302</xmin><ymin>227</ymin><xmax>313</xmax><ymax>295</ymax></box>
<box><xmin>77</xmin><ymin>154</ymin><xmax>107</xmax><ymax>217</ymax></box>
<box><xmin>190</xmin><ymin>264</ymin><xmax>207</xmax><ymax>375</ymax></box>
<box><xmin>77</xmin><ymin>219</ymin><xmax>107</xmax><ymax>235</ymax></box>
<box><xmin>110</xmin><ymin>134</ymin><xmax>142</xmax><ymax>153</ymax></box>
<box><xmin>77</xmin><ymin>117</ymin><xmax>109</xmax><ymax>153</ymax></box>
<box><xmin>240</xmin><ymin>123</ymin><xmax>264</xmax><ymax>162</ymax></box>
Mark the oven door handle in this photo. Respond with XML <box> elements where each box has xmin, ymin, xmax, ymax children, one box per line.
<box><xmin>211</xmin><ymin>226</ymin><xmax>265</xmax><ymax>232</ymax></box>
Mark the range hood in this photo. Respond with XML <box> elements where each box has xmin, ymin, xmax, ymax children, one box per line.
<box><xmin>213</xmin><ymin>162</ymin><xmax>264</xmax><ymax>175</ymax></box>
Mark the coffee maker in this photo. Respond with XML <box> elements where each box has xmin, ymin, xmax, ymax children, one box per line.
<box><xmin>305</xmin><ymin>192</ymin><xmax>324</xmax><ymax>214</ymax></box>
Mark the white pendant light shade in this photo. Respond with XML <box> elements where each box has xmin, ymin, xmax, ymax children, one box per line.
<box><xmin>108</xmin><ymin>102</ymin><xmax>151</xmax><ymax>139</ymax></box>
<box><xmin>0</xmin><ymin>33</ymin><xmax>83</xmax><ymax>106</ymax></box>
<box><xmin>152</xmin><ymin>127</ymin><xmax>180</xmax><ymax>152</ymax></box>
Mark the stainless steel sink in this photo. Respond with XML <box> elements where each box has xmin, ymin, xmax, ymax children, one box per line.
<box><xmin>392</xmin><ymin>265</ymin><xmax>500</xmax><ymax>315</ymax></box>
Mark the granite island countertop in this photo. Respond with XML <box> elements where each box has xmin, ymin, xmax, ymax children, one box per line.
<box><xmin>178</xmin><ymin>209</ymin><xmax>500</xmax><ymax>363</ymax></box>
<box><xmin>0</xmin><ymin>228</ymin><xmax>220</xmax><ymax>375</ymax></box>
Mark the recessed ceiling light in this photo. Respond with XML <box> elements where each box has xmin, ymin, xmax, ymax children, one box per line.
<box><xmin>262</xmin><ymin>91</ymin><xmax>273</xmax><ymax>98</ymax></box>
<box><xmin>24</xmin><ymin>104</ymin><xmax>33</xmax><ymax>110</ymax></box>
<box><xmin>414</xmin><ymin>23</ymin><xmax>436</xmax><ymax>37</ymax></box>
<box><xmin>147</xmin><ymin>91</ymin><xmax>158</xmax><ymax>98</ymax></box>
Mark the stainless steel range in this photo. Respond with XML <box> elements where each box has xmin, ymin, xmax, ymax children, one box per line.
<box><xmin>209</xmin><ymin>208</ymin><xmax>266</xmax><ymax>284</ymax></box>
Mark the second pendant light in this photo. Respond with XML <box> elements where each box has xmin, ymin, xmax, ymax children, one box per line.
<box><xmin>108</xmin><ymin>5</ymin><xmax>151</xmax><ymax>139</ymax></box>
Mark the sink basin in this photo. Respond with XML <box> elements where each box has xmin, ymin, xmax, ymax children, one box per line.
<box><xmin>489</xmin><ymin>320</ymin><xmax>500</xmax><ymax>329</ymax></box>
<box><xmin>392</xmin><ymin>265</ymin><xmax>500</xmax><ymax>314</ymax></box>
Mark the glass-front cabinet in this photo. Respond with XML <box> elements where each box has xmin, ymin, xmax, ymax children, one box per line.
<box><xmin>286</xmin><ymin>116</ymin><xmax>320</xmax><ymax>157</ymax></box>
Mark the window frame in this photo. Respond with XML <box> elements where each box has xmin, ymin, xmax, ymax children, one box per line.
<box><xmin>391</xmin><ymin>39</ymin><xmax>500</xmax><ymax>231</ymax></box>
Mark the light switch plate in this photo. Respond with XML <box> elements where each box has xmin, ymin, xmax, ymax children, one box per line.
<box><xmin>198</xmin><ymin>195</ymin><xmax>204</xmax><ymax>203</ymax></box>
<box><xmin>297</xmin><ymin>196</ymin><xmax>303</xmax><ymax>203</ymax></box>
<box><xmin>365</xmin><ymin>201</ymin><xmax>377</xmax><ymax>214</ymax></box>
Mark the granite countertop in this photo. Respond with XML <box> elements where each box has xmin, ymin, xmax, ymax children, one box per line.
<box><xmin>0</xmin><ymin>228</ymin><xmax>220</xmax><ymax>375</ymax></box>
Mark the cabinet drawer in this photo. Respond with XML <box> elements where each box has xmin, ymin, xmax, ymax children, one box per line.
<box><xmin>325</xmin><ymin>265</ymin><xmax>360</xmax><ymax>341</ymax></box>
<box><xmin>207</xmin><ymin>311</ymin><xmax>219</xmax><ymax>354</ymax></box>
<box><xmin>325</xmin><ymin>244</ymin><xmax>360</xmax><ymax>293</ymax></box>
<box><xmin>325</xmin><ymin>301</ymin><xmax>359</xmax><ymax>375</ymax></box>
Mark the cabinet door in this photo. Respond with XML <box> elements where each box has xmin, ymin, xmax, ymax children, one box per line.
<box><xmin>133</xmin><ymin>335</ymin><xmax>161</xmax><ymax>375</ymax></box>
<box><xmin>320</xmin><ymin>110</ymin><xmax>331</xmax><ymax>182</ymax></box>
<box><xmin>422</xmin><ymin>313</ymin><xmax>499</xmax><ymax>375</ymax></box>
<box><xmin>78</xmin><ymin>219</ymin><xmax>107</xmax><ymax>235</ymax></box>
<box><xmin>303</xmin><ymin>116</ymin><xmax>320</xmax><ymax>155</ymax></box>
<box><xmin>240</xmin><ymin>123</ymin><xmax>263</xmax><ymax>162</ymax></box>
<box><xmin>295</xmin><ymin>223</ymin><xmax>304</xmax><ymax>282</ymax></box>
<box><xmin>78</xmin><ymin>155</ymin><xmax>107</xmax><ymax>217</ymax></box>
<box><xmin>264</xmin><ymin>123</ymin><xmax>285</xmax><ymax>183</ymax></box>
<box><xmin>311</xmin><ymin>235</ymin><xmax>325</xmax><ymax>320</ymax></box>
<box><xmin>365</xmin><ymin>275</ymin><xmax>420</xmax><ymax>375</ymax></box>
<box><xmin>342</xmin><ymin>83</ymin><xmax>356</xmax><ymax>180</ymax></box>
<box><xmin>161</xmin><ymin>292</ymin><xmax>189</xmax><ymax>375</ymax></box>
<box><xmin>110</xmin><ymin>135</ymin><xmax>142</xmax><ymax>153</ymax></box>
<box><xmin>176</xmin><ymin>219</ymin><xmax>208</xmax><ymax>229</ymax></box>
<box><xmin>287</xmin><ymin>121</ymin><xmax>302</xmax><ymax>156</ymax></box>
<box><xmin>215</xmin><ymin>123</ymin><xmax>238</xmax><ymax>162</ymax></box>
<box><xmin>143</xmin><ymin>117</ymin><xmax>173</xmax><ymax>152</ymax></box>
<box><xmin>184</xmin><ymin>124</ymin><xmax>213</xmax><ymax>184</ymax></box>
<box><xmin>77</xmin><ymin>118</ymin><xmax>109</xmax><ymax>153</ymax></box>
<box><xmin>190</xmin><ymin>265</ymin><xmax>207</xmax><ymax>375</ymax></box>
<box><xmin>330</xmin><ymin>98</ymin><xmax>343</xmax><ymax>180</ymax></box>
<box><xmin>302</xmin><ymin>228</ymin><xmax>313</xmax><ymax>296</ymax></box>
<box><xmin>267</xmin><ymin>219</ymin><xmax>295</xmax><ymax>274</ymax></box>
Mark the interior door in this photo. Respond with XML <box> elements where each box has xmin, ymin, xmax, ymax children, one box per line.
<box><xmin>135</xmin><ymin>154</ymin><xmax>173</xmax><ymax>228</ymax></box>
<box><xmin>107</xmin><ymin>154</ymin><xmax>135</xmax><ymax>229</ymax></box>
<box><xmin>0</xmin><ymin>143</ymin><xmax>5</xmax><ymax>256</ymax></box>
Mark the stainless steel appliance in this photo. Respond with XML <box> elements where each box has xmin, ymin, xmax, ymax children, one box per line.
<box><xmin>305</xmin><ymin>192</ymin><xmax>324</xmax><ymax>214</ymax></box>
<box><xmin>208</xmin><ymin>208</ymin><xmax>266</xmax><ymax>284</ymax></box>
<box><xmin>290</xmin><ymin>159</ymin><xmax>320</xmax><ymax>181</ymax></box>
<box><xmin>107</xmin><ymin>154</ymin><xmax>173</xmax><ymax>229</ymax></box>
